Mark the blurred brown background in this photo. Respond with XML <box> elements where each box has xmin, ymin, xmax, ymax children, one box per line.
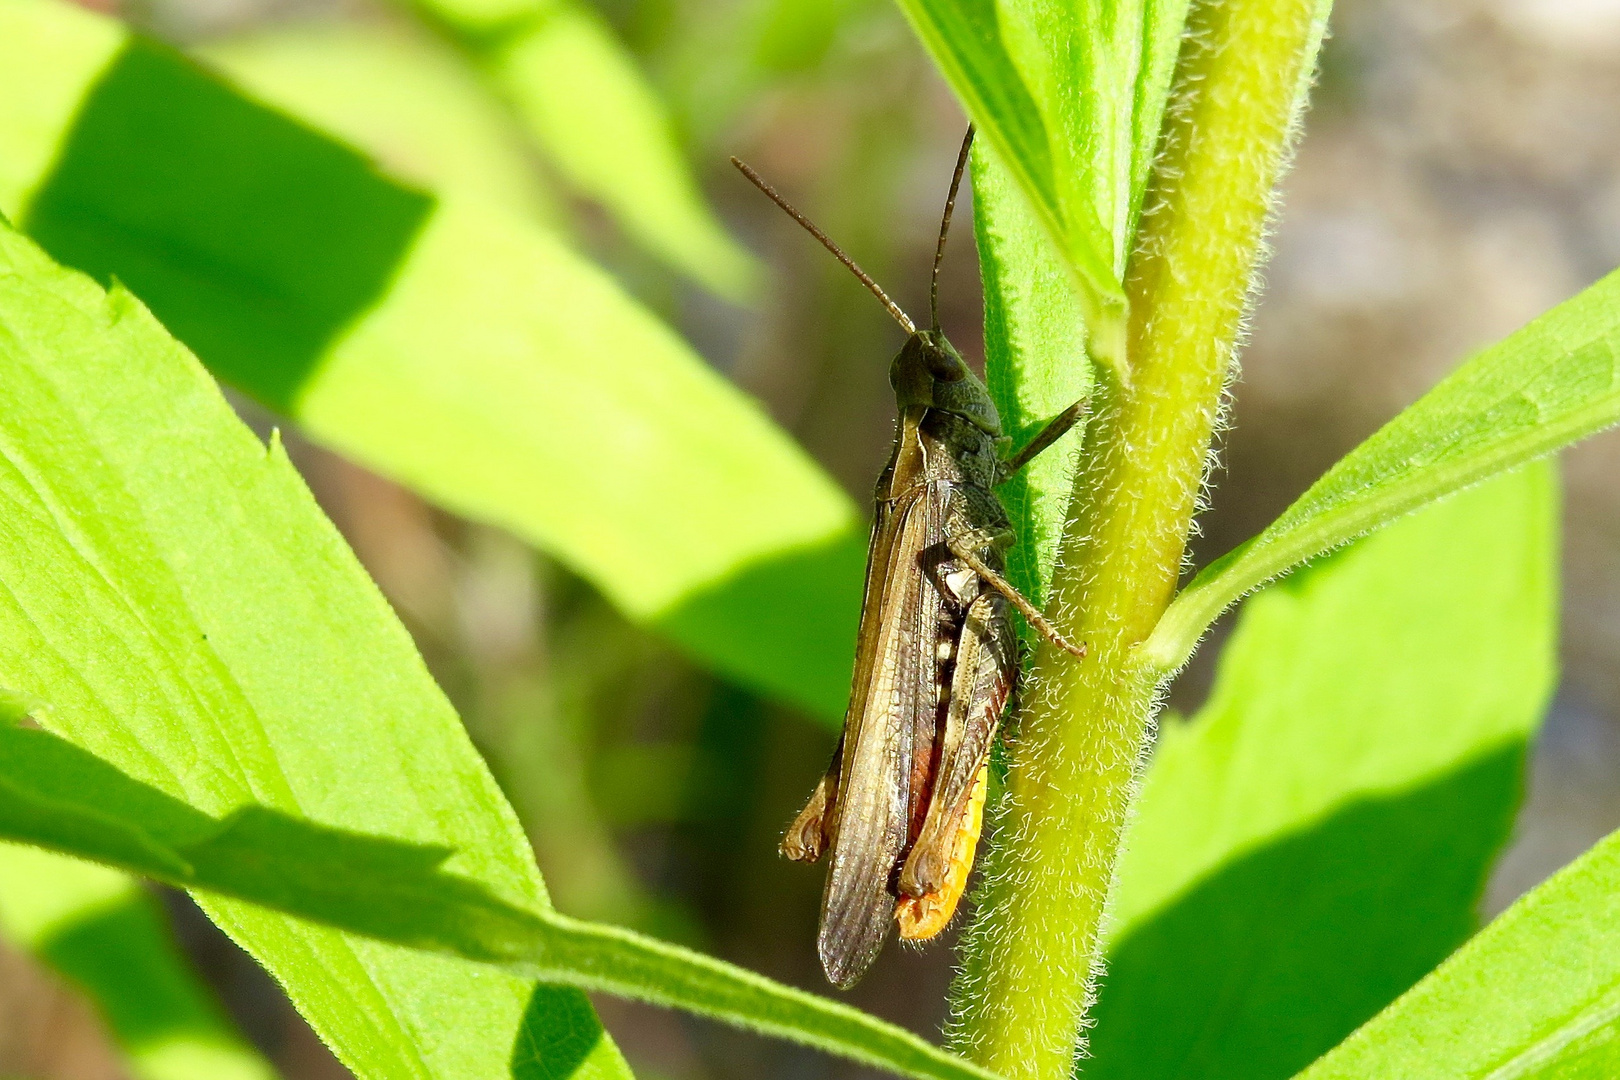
<box><xmin>6</xmin><ymin>0</ymin><xmax>1620</xmax><ymax>1076</ymax></box>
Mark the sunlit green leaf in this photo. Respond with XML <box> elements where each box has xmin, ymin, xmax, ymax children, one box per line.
<box><xmin>0</xmin><ymin>202</ymin><xmax>629</xmax><ymax>1080</ymax></box>
<box><xmin>1146</xmin><ymin>266</ymin><xmax>1620</xmax><ymax>674</ymax></box>
<box><xmin>972</xmin><ymin>136</ymin><xmax>1092</xmax><ymax>609</ymax></box>
<box><xmin>0</xmin><ymin>845</ymin><xmax>278</xmax><ymax>1080</ymax></box>
<box><xmin>895</xmin><ymin>0</ymin><xmax>1192</xmax><ymax>374</ymax></box>
<box><xmin>1090</xmin><ymin>463</ymin><xmax>1558</xmax><ymax>1080</ymax></box>
<box><xmin>0</xmin><ymin>0</ymin><xmax>863</xmax><ymax>721</ymax></box>
<box><xmin>200</xmin><ymin>21</ymin><xmax>560</xmax><ymax>223</ymax></box>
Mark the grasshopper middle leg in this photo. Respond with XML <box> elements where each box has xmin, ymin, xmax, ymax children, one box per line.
<box><xmin>945</xmin><ymin>525</ymin><xmax>1087</xmax><ymax>659</ymax></box>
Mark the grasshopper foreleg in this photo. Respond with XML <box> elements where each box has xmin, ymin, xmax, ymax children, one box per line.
<box><xmin>996</xmin><ymin>397</ymin><xmax>1090</xmax><ymax>484</ymax></box>
<box><xmin>944</xmin><ymin>525</ymin><xmax>1087</xmax><ymax>659</ymax></box>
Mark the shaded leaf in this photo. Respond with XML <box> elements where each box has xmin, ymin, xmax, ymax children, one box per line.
<box><xmin>1295</xmin><ymin>818</ymin><xmax>1620</xmax><ymax>1079</ymax></box>
<box><xmin>1090</xmin><ymin>463</ymin><xmax>1558</xmax><ymax>1079</ymax></box>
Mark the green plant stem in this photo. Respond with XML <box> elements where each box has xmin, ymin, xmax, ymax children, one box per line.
<box><xmin>948</xmin><ymin>2</ymin><xmax>1331</xmax><ymax>1077</ymax></box>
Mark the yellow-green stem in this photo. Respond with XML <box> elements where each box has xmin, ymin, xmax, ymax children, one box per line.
<box><xmin>948</xmin><ymin>2</ymin><xmax>1332</xmax><ymax>1076</ymax></box>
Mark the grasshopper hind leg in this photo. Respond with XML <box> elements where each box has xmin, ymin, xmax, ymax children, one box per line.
<box><xmin>899</xmin><ymin>589</ymin><xmax>1014</xmax><ymax>901</ymax></box>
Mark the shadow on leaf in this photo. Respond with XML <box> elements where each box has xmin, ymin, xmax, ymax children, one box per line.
<box><xmin>1086</xmin><ymin>742</ymin><xmax>1527</xmax><ymax>1080</ymax></box>
<box><xmin>25</xmin><ymin>38</ymin><xmax>432</xmax><ymax>413</ymax></box>
<box><xmin>0</xmin><ymin>722</ymin><xmax>546</xmax><ymax>961</ymax></box>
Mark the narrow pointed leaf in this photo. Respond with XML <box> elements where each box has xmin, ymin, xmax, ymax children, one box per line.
<box><xmin>1146</xmin><ymin>266</ymin><xmax>1620</xmax><ymax>673</ymax></box>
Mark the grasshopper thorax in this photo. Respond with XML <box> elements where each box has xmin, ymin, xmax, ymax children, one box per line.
<box><xmin>891</xmin><ymin>330</ymin><xmax>1002</xmax><ymax>437</ymax></box>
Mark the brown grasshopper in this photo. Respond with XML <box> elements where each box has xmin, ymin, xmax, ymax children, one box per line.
<box><xmin>733</xmin><ymin>128</ymin><xmax>1088</xmax><ymax>989</ymax></box>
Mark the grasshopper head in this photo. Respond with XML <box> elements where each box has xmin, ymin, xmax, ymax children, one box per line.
<box><xmin>892</xmin><ymin>330</ymin><xmax>1002</xmax><ymax>437</ymax></box>
<box><xmin>733</xmin><ymin>127</ymin><xmax>998</xmax><ymax>440</ymax></box>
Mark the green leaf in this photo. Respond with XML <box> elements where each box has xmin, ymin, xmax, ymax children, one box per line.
<box><xmin>0</xmin><ymin>708</ymin><xmax>996</xmax><ymax>1080</ymax></box>
<box><xmin>971</xmin><ymin>136</ymin><xmax>1092</xmax><ymax>609</ymax></box>
<box><xmin>385</xmin><ymin>0</ymin><xmax>758</xmax><ymax>300</ymax></box>
<box><xmin>487</xmin><ymin>2</ymin><xmax>761</xmax><ymax>301</ymax></box>
<box><xmin>1295</xmin><ymin>816</ymin><xmax>1620</xmax><ymax>1078</ymax></box>
<box><xmin>895</xmin><ymin>0</ymin><xmax>1192</xmax><ymax>374</ymax></box>
<box><xmin>0</xmin><ymin>846</ymin><xmax>278</xmax><ymax>1080</ymax></box>
<box><xmin>0</xmin><ymin>213</ymin><xmax>1001</xmax><ymax>1080</ymax></box>
<box><xmin>199</xmin><ymin>20</ymin><xmax>561</xmax><ymax>224</ymax></box>
<box><xmin>0</xmin><ymin>0</ymin><xmax>863</xmax><ymax>721</ymax></box>
<box><xmin>1146</xmin><ymin>267</ymin><xmax>1620</xmax><ymax>674</ymax></box>
<box><xmin>1087</xmin><ymin>462</ymin><xmax>1558</xmax><ymax>1080</ymax></box>
<box><xmin>0</xmin><ymin>202</ymin><xmax>629</xmax><ymax>1079</ymax></box>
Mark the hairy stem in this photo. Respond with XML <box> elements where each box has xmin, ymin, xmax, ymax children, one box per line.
<box><xmin>948</xmin><ymin>2</ymin><xmax>1332</xmax><ymax>1076</ymax></box>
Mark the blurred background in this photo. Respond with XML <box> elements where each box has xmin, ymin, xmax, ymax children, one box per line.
<box><xmin>4</xmin><ymin>0</ymin><xmax>1620</xmax><ymax>1076</ymax></box>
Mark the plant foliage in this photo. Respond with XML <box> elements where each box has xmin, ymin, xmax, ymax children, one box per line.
<box><xmin>1</xmin><ymin>0</ymin><xmax>1619</xmax><ymax>1078</ymax></box>
<box><xmin>0</xmin><ymin>0</ymin><xmax>864</xmax><ymax>721</ymax></box>
<box><xmin>0</xmin><ymin>215</ymin><xmax>993</xmax><ymax>1080</ymax></box>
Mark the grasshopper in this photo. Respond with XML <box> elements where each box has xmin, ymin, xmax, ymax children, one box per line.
<box><xmin>733</xmin><ymin>128</ymin><xmax>1088</xmax><ymax>989</ymax></box>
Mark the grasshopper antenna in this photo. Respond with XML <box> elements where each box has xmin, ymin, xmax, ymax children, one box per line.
<box><xmin>930</xmin><ymin>124</ymin><xmax>975</xmax><ymax>334</ymax></box>
<box><xmin>731</xmin><ymin>156</ymin><xmax>917</xmax><ymax>335</ymax></box>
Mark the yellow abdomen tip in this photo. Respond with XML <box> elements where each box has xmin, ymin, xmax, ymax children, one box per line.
<box><xmin>895</xmin><ymin>763</ymin><xmax>988</xmax><ymax>940</ymax></box>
